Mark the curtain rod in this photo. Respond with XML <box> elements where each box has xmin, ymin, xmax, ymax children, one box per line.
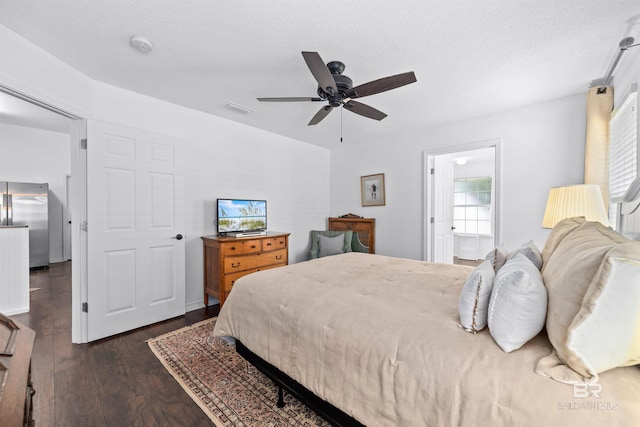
<box><xmin>597</xmin><ymin>36</ymin><xmax>638</xmax><ymax>94</ymax></box>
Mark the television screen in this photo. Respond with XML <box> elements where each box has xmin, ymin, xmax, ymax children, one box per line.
<box><xmin>217</xmin><ymin>199</ymin><xmax>267</xmax><ymax>234</ymax></box>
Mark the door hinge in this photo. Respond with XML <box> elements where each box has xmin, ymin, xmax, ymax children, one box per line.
<box><xmin>82</xmin><ymin>302</ymin><xmax>88</xmax><ymax>313</ymax></box>
<box><xmin>81</xmin><ymin>138</ymin><xmax>87</xmax><ymax>149</ymax></box>
<box><xmin>430</xmin><ymin>217</ymin><xmax>435</xmax><ymax>224</ymax></box>
<box><xmin>430</xmin><ymin>168</ymin><xmax>435</xmax><ymax>175</ymax></box>
<box><xmin>80</xmin><ymin>220</ymin><xmax>88</xmax><ymax>232</ymax></box>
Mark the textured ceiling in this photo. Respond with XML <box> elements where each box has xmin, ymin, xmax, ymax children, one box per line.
<box><xmin>1</xmin><ymin>1</ymin><xmax>639</xmax><ymax>149</ymax></box>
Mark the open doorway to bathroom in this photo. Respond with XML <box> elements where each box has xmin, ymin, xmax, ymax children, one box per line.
<box><xmin>424</xmin><ymin>139</ymin><xmax>501</xmax><ymax>264</ymax></box>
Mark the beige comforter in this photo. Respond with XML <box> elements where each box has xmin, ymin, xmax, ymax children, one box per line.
<box><xmin>213</xmin><ymin>253</ymin><xmax>640</xmax><ymax>427</ymax></box>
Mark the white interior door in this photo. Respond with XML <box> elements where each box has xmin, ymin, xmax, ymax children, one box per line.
<box><xmin>433</xmin><ymin>155</ymin><xmax>454</xmax><ymax>263</ymax></box>
<box><xmin>63</xmin><ymin>174</ymin><xmax>72</xmax><ymax>261</ymax></box>
<box><xmin>87</xmin><ymin>120</ymin><xmax>185</xmax><ymax>341</ymax></box>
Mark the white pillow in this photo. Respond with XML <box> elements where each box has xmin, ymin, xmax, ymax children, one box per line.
<box><xmin>506</xmin><ymin>240</ymin><xmax>542</xmax><ymax>270</ymax></box>
<box><xmin>488</xmin><ymin>253</ymin><xmax>547</xmax><ymax>352</ymax></box>
<box><xmin>537</xmin><ymin>221</ymin><xmax>640</xmax><ymax>383</ymax></box>
<box><xmin>567</xmin><ymin>256</ymin><xmax>640</xmax><ymax>376</ymax></box>
<box><xmin>485</xmin><ymin>244</ymin><xmax>508</xmax><ymax>272</ymax></box>
<box><xmin>317</xmin><ymin>234</ymin><xmax>346</xmax><ymax>257</ymax></box>
<box><xmin>458</xmin><ymin>260</ymin><xmax>495</xmax><ymax>333</ymax></box>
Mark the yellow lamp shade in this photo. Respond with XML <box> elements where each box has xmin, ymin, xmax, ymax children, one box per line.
<box><xmin>542</xmin><ymin>184</ymin><xmax>610</xmax><ymax>228</ymax></box>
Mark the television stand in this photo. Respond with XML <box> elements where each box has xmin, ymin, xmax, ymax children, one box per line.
<box><xmin>222</xmin><ymin>230</ymin><xmax>267</xmax><ymax>238</ymax></box>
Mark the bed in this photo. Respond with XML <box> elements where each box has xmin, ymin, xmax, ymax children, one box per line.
<box><xmin>212</xmin><ymin>219</ymin><xmax>640</xmax><ymax>426</ymax></box>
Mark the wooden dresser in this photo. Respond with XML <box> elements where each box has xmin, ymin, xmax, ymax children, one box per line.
<box><xmin>202</xmin><ymin>232</ymin><xmax>290</xmax><ymax>307</ymax></box>
<box><xmin>0</xmin><ymin>314</ymin><xmax>36</xmax><ymax>427</ymax></box>
<box><xmin>328</xmin><ymin>214</ymin><xmax>376</xmax><ymax>254</ymax></box>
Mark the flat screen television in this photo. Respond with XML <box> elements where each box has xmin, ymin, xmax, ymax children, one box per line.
<box><xmin>217</xmin><ymin>198</ymin><xmax>267</xmax><ymax>235</ymax></box>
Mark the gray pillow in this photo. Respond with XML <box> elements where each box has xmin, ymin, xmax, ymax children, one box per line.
<box><xmin>317</xmin><ymin>234</ymin><xmax>346</xmax><ymax>257</ymax></box>
<box><xmin>488</xmin><ymin>253</ymin><xmax>547</xmax><ymax>352</ymax></box>
<box><xmin>309</xmin><ymin>230</ymin><xmax>353</xmax><ymax>259</ymax></box>
<box><xmin>485</xmin><ymin>244</ymin><xmax>508</xmax><ymax>272</ymax></box>
<box><xmin>506</xmin><ymin>240</ymin><xmax>542</xmax><ymax>270</ymax></box>
<box><xmin>459</xmin><ymin>260</ymin><xmax>496</xmax><ymax>333</ymax></box>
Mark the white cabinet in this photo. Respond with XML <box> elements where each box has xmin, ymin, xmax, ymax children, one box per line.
<box><xmin>454</xmin><ymin>234</ymin><xmax>494</xmax><ymax>261</ymax></box>
<box><xmin>457</xmin><ymin>235</ymin><xmax>478</xmax><ymax>260</ymax></box>
<box><xmin>0</xmin><ymin>226</ymin><xmax>30</xmax><ymax>315</ymax></box>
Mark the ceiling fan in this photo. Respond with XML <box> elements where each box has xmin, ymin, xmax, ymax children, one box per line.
<box><xmin>258</xmin><ymin>51</ymin><xmax>417</xmax><ymax>126</ymax></box>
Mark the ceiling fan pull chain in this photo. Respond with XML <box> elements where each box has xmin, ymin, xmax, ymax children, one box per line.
<box><xmin>340</xmin><ymin>105</ymin><xmax>343</xmax><ymax>142</ymax></box>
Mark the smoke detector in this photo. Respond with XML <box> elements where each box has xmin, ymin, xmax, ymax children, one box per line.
<box><xmin>130</xmin><ymin>36</ymin><xmax>153</xmax><ymax>54</ymax></box>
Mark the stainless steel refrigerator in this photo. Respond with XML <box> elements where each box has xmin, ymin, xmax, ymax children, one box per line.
<box><xmin>0</xmin><ymin>182</ymin><xmax>49</xmax><ymax>269</ymax></box>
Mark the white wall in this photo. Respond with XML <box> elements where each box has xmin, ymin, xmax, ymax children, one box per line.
<box><xmin>330</xmin><ymin>93</ymin><xmax>586</xmax><ymax>259</ymax></box>
<box><xmin>0</xmin><ymin>25</ymin><xmax>331</xmax><ymax>313</ymax></box>
<box><xmin>90</xmin><ymin>82</ymin><xmax>330</xmax><ymax>310</ymax></box>
<box><xmin>0</xmin><ymin>123</ymin><xmax>70</xmax><ymax>262</ymax></box>
<box><xmin>454</xmin><ymin>157</ymin><xmax>494</xmax><ymax>179</ymax></box>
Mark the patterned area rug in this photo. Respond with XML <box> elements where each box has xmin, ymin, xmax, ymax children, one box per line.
<box><xmin>147</xmin><ymin>317</ymin><xmax>330</xmax><ymax>427</ymax></box>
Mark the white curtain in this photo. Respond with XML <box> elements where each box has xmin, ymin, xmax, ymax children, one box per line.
<box><xmin>584</xmin><ymin>86</ymin><xmax>614</xmax><ymax>207</ymax></box>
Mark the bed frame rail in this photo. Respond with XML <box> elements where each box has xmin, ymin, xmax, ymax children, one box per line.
<box><xmin>236</xmin><ymin>340</ymin><xmax>365</xmax><ymax>427</ymax></box>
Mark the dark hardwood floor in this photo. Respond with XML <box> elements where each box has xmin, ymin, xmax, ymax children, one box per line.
<box><xmin>11</xmin><ymin>262</ymin><xmax>219</xmax><ymax>426</ymax></box>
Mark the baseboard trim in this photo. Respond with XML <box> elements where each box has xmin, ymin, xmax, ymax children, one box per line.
<box><xmin>186</xmin><ymin>300</ymin><xmax>206</xmax><ymax>312</ymax></box>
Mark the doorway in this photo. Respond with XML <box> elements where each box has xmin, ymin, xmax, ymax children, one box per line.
<box><xmin>63</xmin><ymin>174</ymin><xmax>72</xmax><ymax>261</ymax></box>
<box><xmin>0</xmin><ymin>84</ymin><xmax>86</xmax><ymax>342</ymax></box>
<box><xmin>424</xmin><ymin>139</ymin><xmax>501</xmax><ymax>263</ymax></box>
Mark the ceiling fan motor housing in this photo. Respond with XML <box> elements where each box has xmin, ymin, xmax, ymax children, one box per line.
<box><xmin>317</xmin><ymin>61</ymin><xmax>353</xmax><ymax>106</ymax></box>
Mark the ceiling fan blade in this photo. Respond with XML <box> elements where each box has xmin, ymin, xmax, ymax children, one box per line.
<box><xmin>347</xmin><ymin>71</ymin><xmax>417</xmax><ymax>98</ymax></box>
<box><xmin>302</xmin><ymin>51</ymin><xmax>338</xmax><ymax>95</ymax></box>
<box><xmin>308</xmin><ymin>105</ymin><xmax>333</xmax><ymax>126</ymax></box>
<box><xmin>343</xmin><ymin>100</ymin><xmax>387</xmax><ymax>121</ymax></box>
<box><xmin>257</xmin><ymin>97</ymin><xmax>323</xmax><ymax>102</ymax></box>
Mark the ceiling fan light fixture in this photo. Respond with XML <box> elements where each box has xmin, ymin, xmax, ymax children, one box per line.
<box><xmin>130</xmin><ymin>36</ymin><xmax>153</xmax><ymax>54</ymax></box>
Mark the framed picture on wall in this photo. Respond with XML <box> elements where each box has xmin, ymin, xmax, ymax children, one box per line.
<box><xmin>361</xmin><ymin>173</ymin><xmax>385</xmax><ymax>206</ymax></box>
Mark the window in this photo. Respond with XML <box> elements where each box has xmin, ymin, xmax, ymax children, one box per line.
<box><xmin>608</xmin><ymin>91</ymin><xmax>637</xmax><ymax>229</ymax></box>
<box><xmin>453</xmin><ymin>177</ymin><xmax>492</xmax><ymax>235</ymax></box>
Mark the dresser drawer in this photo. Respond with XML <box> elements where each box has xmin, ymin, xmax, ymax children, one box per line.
<box><xmin>224</xmin><ymin>248</ymin><xmax>288</xmax><ymax>273</ymax></box>
<box><xmin>221</xmin><ymin>239</ymin><xmax>262</xmax><ymax>255</ymax></box>
<box><xmin>223</xmin><ymin>263</ymin><xmax>284</xmax><ymax>292</ymax></box>
<box><xmin>202</xmin><ymin>232</ymin><xmax>290</xmax><ymax>308</ymax></box>
<box><xmin>262</xmin><ymin>236</ymin><xmax>287</xmax><ymax>251</ymax></box>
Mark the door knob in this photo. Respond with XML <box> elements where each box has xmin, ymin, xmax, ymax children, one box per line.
<box><xmin>451</xmin><ymin>226</ymin><xmax>456</xmax><ymax>230</ymax></box>
<box><xmin>172</xmin><ymin>233</ymin><xmax>184</xmax><ymax>240</ymax></box>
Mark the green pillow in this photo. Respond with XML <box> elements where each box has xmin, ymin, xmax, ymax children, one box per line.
<box><xmin>309</xmin><ymin>230</ymin><xmax>353</xmax><ymax>259</ymax></box>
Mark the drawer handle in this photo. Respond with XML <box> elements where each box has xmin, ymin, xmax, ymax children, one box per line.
<box><xmin>230</xmin><ymin>246</ymin><xmax>236</xmax><ymax>251</ymax></box>
<box><xmin>232</xmin><ymin>262</ymin><xmax>241</xmax><ymax>268</ymax></box>
<box><xmin>275</xmin><ymin>255</ymin><xmax>282</xmax><ymax>260</ymax></box>
<box><xmin>266</xmin><ymin>242</ymin><xmax>272</xmax><ymax>247</ymax></box>
<box><xmin>251</xmin><ymin>245</ymin><xmax>256</xmax><ymax>249</ymax></box>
